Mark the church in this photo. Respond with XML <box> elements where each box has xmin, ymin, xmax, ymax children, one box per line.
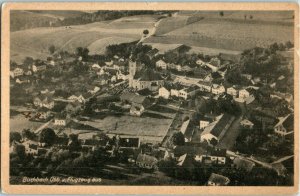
<box><xmin>128</xmin><ymin>58</ymin><xmax>164</xmax><ymax>91</ymax></box>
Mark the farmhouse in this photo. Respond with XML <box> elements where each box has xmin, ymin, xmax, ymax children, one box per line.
<box><xmin>200</xmin><ymin>114</ymin><xmax>235</xmax><ymax>145</ymax></box>
<box><xmin>274</xmin><ymin>114</ymin><xmax>294</xmax><ymax>137</ymax></box>
<box><xmin>36</xmin><ymin>107</ymin><xmax>51</xmax><ymax>120</ymax></box>
<box><xmin>159</xmin><ymin>86</ymin><xmax>171</xmax><ymax>99</ymax></box>
<box><xmin>226</xmin><ymin>86</ymin><xmax>239</xmax><ymax>97</ymax></box>
<box><xmin>197</xmin><ymin>81</ymin><xmax>212</xmax><ymax>92</ymax></box>
<box><xmin>195</xmin><ymin>148</ymin><xmax>227</xmax><ymax>165</ymax></box>
<box><xmin>207</xmin><ymin>173</ymin><xmax>230</xmax><ymax>186</ymax></box>
<box><xmin>54</xmin><ymin>113</ymin><xmax>70</xmax><ymax>126</ymax></box>
<box><xmin>120</xmin><ymin>92</ymin><xmax>151</xmax><ymax>116</ymax></box>
<box><xmin>10</xmin><ymin>67</ymin><xmax>24</xmax><ymax>78</ymax></box>
<box><xmin>33</xmin><ymin>95</ymin><xmax>54</xmax><ymax>109</ymax></box>
<box><xmin>211</xmin><ymin>84</ymin><xmax>225</xmax><ymax>95</ymax></box>
<box><xmin>178</xmin><ymin>85</ymin><xmax>199</xmax><ymax>100</ymax></box>
<box><xmin>156</xmin><ymin>59</ymin><xmax>167</xmax><ymax>69</ymax></box>
<box><xmin>239</xmin><ymin>89</ymin><xmax>250</xmax><ymax>99</ymax></box>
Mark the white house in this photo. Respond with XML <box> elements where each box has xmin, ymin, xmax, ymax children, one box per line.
<box><xmin>274</xmin><ymin>114</ymin><xmax>293</xmax><ymax>137</ymax></box>
<box><xmin>178</xmin><ymin>86</ymin><xmax>198</xmax><ymax>100</ymax></box>
<box><xmin>54</xmin><ymin>113</ymin><xmax>69</xmax><ymax>126</ymax></box>
<box><xmin>156</xmin><ymin>60</ymin><xmax>167</xmax><ymax>70</ymax></box>
<box><xmin>239</xmin><ymin>89</ymin><xmax>250</xmax><ymax>99</ymax></box>
<box><xmin>207</xmin><ymin>173</ymin><xmax>230</xmax><ymax>186</ymax></box>
<box><xmin>240</xmin><ymin>119</ymin><xmax>254</xmax><ymax>129</ymax></box>
<box><xmin>32</xmin><ymin>64</ymin><xmax>47</xmax><ymax>72</ymax></box>
<box><xmin>196</xmin><ymin>59</ymin><xmax>205</xmax><ymax>66</ymax></box>
<box><xmin>159</xmin><ymin>86</ymin><xmax>171</xmax><ymax>99</ymax></box>
<box><xmin>197</xmin><ymin>81</ymin><xmax>212</xmax><ymax>92</ymax></box>
<box><xmin>226</xmin><ymin>86</ymin><xmax>238</xmax><ymax>97</ymax></box>
<box><xmin>10</xmin><ymin>67</ymin><xmax>24</xmax><ymax>78</ymax></box>
<box><xmin>92</xmin><ymin>63</ymin><xmax>101</xmax><ymax>70</ymax></box>
<box><xmin>176</xmin><ymin>65</ymin><xmax>182</xmax><ymax>72</ymax></box>
<box><xmin>199</xmin><ymin>119</ymin><xmax>211</xmax><ymax>130</ymax></box>
<box><xmin>68</xmin><ymin>94</ymin><xmax>86</xmax><ymax>103</ymax></box>
<box><xmin>211</xmin><ymin>84</ymin><xmax>225</xmax><ymax>95</ymax></box>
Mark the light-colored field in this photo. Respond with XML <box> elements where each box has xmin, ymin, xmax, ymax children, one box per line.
<box><xmin>80</xmin><ymin>113</ymin><xmax>175</xmax><ymax>143</ymax></box>
<box><xmin>10</xmin><ymin>114</ymin><xmax>43</xmax><ymax>133</ymax></box>
<box><xmin>11</xmin><ymin>15</ymin><xmax>160</xmax><ymax>63</ymax></box>
<box><xmin>146</xmin><ymin>11</ymin><xmax>294</xmax><ymax>52</ymax></box>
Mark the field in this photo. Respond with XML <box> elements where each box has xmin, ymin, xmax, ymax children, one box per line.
<box><xmin>11</xmin><ymin>15</ymin><xmax>160</xmax><ymax>63</ymax></box>
<box><xmin>146</xmin><ymin>11</ymin><xmax>294</xmax><ymax>52</ymax></box>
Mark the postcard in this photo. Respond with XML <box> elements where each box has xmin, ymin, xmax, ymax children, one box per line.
<box><xmin>1</xmin><ymin>2</ymin><xmax>299</xmax><ymax>194</ymax></box>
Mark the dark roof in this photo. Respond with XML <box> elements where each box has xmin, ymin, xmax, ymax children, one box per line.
<box><xmin>37</xmin><ymin>107</ymin><xmax>49</xmax><ymax>112</ymax></box>
<box><xmin>210</xmin><ymin>148</ymin><xmax>226</xmax><ymax>157</ymax></box>
<box><xmin>120</xmin><ymin>93</ymin><xmax>148</xmax><ymax>105</ymax></box>
<box><xmin>134</xmin><ymin>68</ymin><xmax>163</xmax><ymax>81</ymax></box>
<box><xmin>55</xmin><ymin>112</ymin><xmax>67</xmax><ymax>119</ymax></box>
<box><xmin>211</xmin><ymin>114</ymin><xmax>234</xmax><ymax>138</ymax></box>
<box><xmin>136</xmin><ymin>153</ymin><xmax>158</xmax><ymax>165</ymax></box>
<box><xmin>119</xmin><ymin>137</ymin><xmax>140</xmax><ymax>148</ymax></box>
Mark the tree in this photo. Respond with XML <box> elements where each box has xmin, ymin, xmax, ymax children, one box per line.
<box><xmin>22</xmin><ymin>129</ymin><xmax>38</xmax><ymax>141</ymax></box>
<box><xmin>23</xmin><ymin>57</ymin><xmax>34</xmax><ymax>66</ymax></box>
<box><xmin>143</xmin><ymin>29</ymin><xmax>149</xmax><ymax>36</ymax></box>
<box><xmin>49</xmin><ymin>45</ymin><xmax>56</xmax><ymax>54</ymax></box>
<box><xmin>172</xmin><ymin>131</ymin><xmax>185</xmax><ymax>146</ymax></box>
<box><xmin>39</xmin><ymin>128</ymin><xmax>56</xmax><ymax>146</ymax></box>
<box><xmin>10</xmin><ymin>132</ymin><xmax>22</xmax><ymax>143</ymax></box>
<box><xmin>285</xmin><ymin>41</ymin><xmax>294</xmax><ymax>49</ymax></box>
<box><xmin>249</xmin><ymin>15</ymin><xmax>253</xmax><ymax>19</ymax></box>
<box><xmin>219</xmin><ymin>11</ymin><xmax>224</xmax><ymax>17</ymax></box>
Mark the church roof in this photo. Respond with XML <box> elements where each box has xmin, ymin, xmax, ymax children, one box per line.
<box><xmin>134</xmin><ymin>68</ymin><xmax>163</xmax><ymax>81</ymax></box>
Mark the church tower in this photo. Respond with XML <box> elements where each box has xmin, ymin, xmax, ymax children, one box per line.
<box><xmin>128</xmin><ymin>53</ymin><xmax>137</xmax><ymax>87</ymax></box>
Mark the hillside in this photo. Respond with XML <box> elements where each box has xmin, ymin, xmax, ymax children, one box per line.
<box><xmin>11</xmin><ymin>15</ymin><xmax>160</xmax><ymax>63</ymax></box>
<box><xmin>146</xmin><ymin>11</ymin><xmax>294</xmax><ymax>52</ymax></box>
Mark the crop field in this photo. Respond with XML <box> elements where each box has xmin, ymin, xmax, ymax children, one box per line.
<box><xmin>11</xmin><ymin>15</ymin><xmax>160</xmax><ymax>63</ymax></box>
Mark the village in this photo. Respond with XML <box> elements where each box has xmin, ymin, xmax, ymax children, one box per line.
<box><xmin>9</xmin><ymin>39</ymin><xmax>294</xmax><ymax>185</ymax></box>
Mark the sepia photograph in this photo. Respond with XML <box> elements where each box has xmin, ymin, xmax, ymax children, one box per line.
<box><xmin>1</xmin><ymin>2</ymin><xmax>299</xmax><ymax>195</ymax></box>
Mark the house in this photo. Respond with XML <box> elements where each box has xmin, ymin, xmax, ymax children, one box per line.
<box><xmin>274</xmin><ymin>114</ymin><xmax>294</xmax><ymax>137</ymax></box>
<box><xmin>36</xmin><ymin>107</ymin><xmax>51</xmax><ymax>120</ymax></box>
<box><xmin>68</xmin><ymin>93</ymin><xmax>87</xmax><ymax>103</ymax></box>
<box><xmin>210</xmin><ymin>57</ymin><xmax>221</xmax><ymax>67</ymax></box>
<box><xmin>207</xmin><ymin>173</ymin><xmax>230</xmax><ymax>186</ymax></box>
<box><xmin>120</xmin><ymin>93</ymin><xmax>151</xmax><ymax>116</ymax></box>
<box><xmin>211</xmin><ymin>84</ymin><xmax>225</xmax><ymax>95</ymax></box>
<box><xmin>195</xmin><ymin>148</ymin><xmax>227</xmax><ymax>165</ymax></box>
<box><xmin>241</xmin><ymin>74</ymin><xmax>252</xmax><ymax>80</ymax></box>
<box><xmin>226</xmin><ymin>86</ymin><xmax>239</xmax><ymax>97</ymax></box>
<box><xmin>240</xmin><ymin>119</ymin><xmax>254</xmax><ymax>129</ymax></box>
<box><xmin>10</xmin><ymin>67</ymin><xmax>24</xmax><ymax>78</ymax></box>
<box><xmin>178</xmin><ymin>85</ymin><xmax>199</xmax><ymax>100</ymax></box>
<box><xmin>32</xmin><ymin>64</ymin><xmax>46</xmax><ymax>72</ymax></box>
<box><xmin>23</xmin><ymin>140</ymin><xmax>39</xmax><ymax>156</ymax></box>
<box><xmin>159</xmin><ymin>86</ymin><xmax>171</xmax><ymax>99</ymax></box>
<box><xmin>182</xmin><ymin>65</ymin><xmax>193</xmax><ymax>73</ymax></box>
<box><xmin>91</xmin><ymin>63</ymin><xmax>101</xmax><ymax>70</ymax></box>
<box><xmin>119</xmin><ymin>137</ymin><xmax>140</xmax><ymax>148</ymax></box>
<box><xmin>193</xmin><ymin>67</ymin><xmax>212</xmax><ymax>81</ymax></box>
<box><xmin>179</xmin><ymin>119</ymin><xmax>194</xmax><ymax>143</ymax></box>
<box><xmin>199</xmin><ymin>117</ymin><xmax>213</xmax><ymax>130</ymax></box>
<box><xmin>197</xmin><ymin>81</ymin><xmax>212</xmax><ymax>92</ymax></box>
<box><xmin>239</xmin><ymin>89</ymin><xmax>250</xmax><ymax>99</ymax></box>
<box><xmin>233</xmin><ymin>157</ymin><xmax>255</xmax><ymax>172</ymax></box>
<box><xmin>200</xmin><ymin>114</ymin><xmax>235</xmax><ymax>145</ymax></box>
<box><xmin>54</xmin><ymin>113</ymin><xmax>69</xmax><ymax>126</ymax></box>
<box><xmin>96</xmin><ymin>68</ymin><xmax>105</xmax><ymax>76</ymax></box>
<box><xmin>176</xmin><ymin>64</ymin><xmax>182</xmax><ymax>72</ymax></box>
<box><xmin>136</xmin><ymin>153</ymin><xmax>158</xmax><ymax>169</ymax></box>
<box><xmin>156</xmin><ymin>60</ymin><xmax>167</xmax><ymax>70</ymax></box>
<box><xmin>170</xmin><ymin>83</ymin><xmax>185</xmax><ymax>97</ymax></box>
<box><xmin>176</xmin><ymin>153</ymin><xmax>195</xmax><ymax>174</ymax></box>
<box><xmin>117</xmin><ymin>71</ymin><xmax>129</xmax><ymax>81</ymax></box>
<box><xmin>130</xmin><ymin>68</ymin><xmax>164</xmax><ymax>91</ymax></box>
<box><xmin>33</xmin><ymin>95</ymin><xmax>54</xmax><ymax>109</ymax></box>
<box><xmin>88</xmin><ymin>86</ymin><xmax>100</xmax><ymax>95</ymax></box>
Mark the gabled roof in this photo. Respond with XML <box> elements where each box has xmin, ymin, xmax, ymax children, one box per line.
<box><xmin>120</xmin><ymin>92</ymin><xmax>148</xmax><ymax>105</ymax></box>
<box><xmin>210</xmin><ymin>148</ymin><xmax>226</xmax><ymax>157</ymax></box>
<box><xmin>180</xmin><ymin>120</ymin><xmax>191</xmax><ymax>135</ymax></box>
<box><xmin>201</xmin><ymin>114</ymin><xmax>234</xmax><ymax>139</ymax></box>
<box><xmin>275</xmin><ymin>114</ymin><xmax>293</xmax><ymax>132</ymax></box>
<box><xmin>177</xmin><ymin>153</ymin><xmax>187</xmax><ymax>166</ymax></box>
